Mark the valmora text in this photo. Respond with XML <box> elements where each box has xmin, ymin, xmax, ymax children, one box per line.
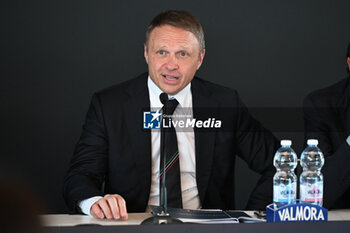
<box><xmin>278</xmin><ymin>205</ymin><xmax>325</xmax><ymax>221</ymax></box>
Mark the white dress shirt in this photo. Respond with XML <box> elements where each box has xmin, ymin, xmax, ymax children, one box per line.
<box><xmin>147</xmin><ymin>76</ymin><xmax>200</xmax><ymax>210</ymax></box>
<box><xmin>347</xmin><ymin>135</ymin><xmax>350</xmax><ymax>146</ymax></box>
<box><xmin>79</xmin><ymin>77</ymin><xmax>200</xmax><ymax>215</ymax></box>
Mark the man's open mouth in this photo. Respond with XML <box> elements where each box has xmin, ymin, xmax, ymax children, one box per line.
<box><xmin>162</xmin><ymin>74</ymin><xmax>179</xmax><ymax>81</ymax></box>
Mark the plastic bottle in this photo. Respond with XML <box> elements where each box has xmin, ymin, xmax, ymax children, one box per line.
<box><xmin>300</xmin><ymin>139</ymin><xmax>325</xmax><ymax>206</ymax></box>
<box><xmin>273</xmin><ymin>140</ymin><xmax>298</xmax><ymax>208</ymax></box>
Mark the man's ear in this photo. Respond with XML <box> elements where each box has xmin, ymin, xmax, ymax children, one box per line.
<box><xmin>196</xmin><ymin>49</ymin><xmax>206</xmax><ymax>70</ymax></box>
<box><xmin>144</xmin><ymin>44</ymin><xmax>148</xmax><ymax>64</ymax></box>
<box><xmin>347</xmin><ymin>57</ymin><xmax>350</xmax><ymax>71</ymax></box>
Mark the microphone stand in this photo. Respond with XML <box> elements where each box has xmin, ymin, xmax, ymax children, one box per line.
<box><xmin>141</xmin><ymin>95</ymin><xmax>183</xmax><ymax>225</ymax></box>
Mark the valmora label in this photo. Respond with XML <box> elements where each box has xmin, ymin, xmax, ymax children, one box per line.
<box><xmin>266</xmin><ymin>203</ymin><xmax>328</xmax><ymax>222</ymax></box>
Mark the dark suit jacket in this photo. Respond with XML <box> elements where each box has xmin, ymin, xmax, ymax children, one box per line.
<box><xmin>303</xmin><ymin>77</ymin><xmax>350</xmax><ymax>209</ymax></box>
<box><xmin>63</xmin><ymin>73</ymin><xmax>279</xmax><ymax>213</ymax></box>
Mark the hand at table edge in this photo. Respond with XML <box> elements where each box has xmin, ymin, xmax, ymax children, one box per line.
<box><xmin>90</xmin><ymin>194</ymin><xmax>128</xmax><ymax>220</ymax></box>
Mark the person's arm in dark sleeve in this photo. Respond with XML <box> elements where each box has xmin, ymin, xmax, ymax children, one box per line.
<box><xmin>63</xmin><ymin>93</ymin><xmax>108</xmax><ymax>213</ymax></box>
<box><xmin>303</xmin><ymin>95</ymin><xmax>350</xmax><ymax>209</ymax></box>
<box><xmin>233</xmin><ymin>91</ymin><xmax>279</xmax><ymax>210</ymax></box>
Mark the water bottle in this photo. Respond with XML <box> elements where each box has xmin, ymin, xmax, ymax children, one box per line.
<box><xmin>273</xmin><ymin>140</ymin><xmax>298</xmax><ymax>208</ymax></box>
<box><xmin>300</xmin><ymin>139</ymin><xmax>324</xmax><ymax>206</ymax></box>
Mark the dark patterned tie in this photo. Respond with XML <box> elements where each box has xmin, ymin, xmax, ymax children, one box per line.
<box><xmin>159</xmin><ymin>98</ymin><xmax>182</xmax><ymax>208</ymax></box>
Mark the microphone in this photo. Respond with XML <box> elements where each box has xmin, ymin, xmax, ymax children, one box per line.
<box><xmin>141</xmin><ymin>92</ymin><xmax>182</xmax><ymax>225</ymax></box>
<box><xmin>159</xmin><ymin>92</ymin><xmax>169</xmax><ymax>214</ymax></box>
<box><xmin>159</xmin><ymin>93</ymin><xmax>168</xmax><ymax>214</ymax></box>
<box><xmin>160</xmin><ymin>92</ymin><xmax>168</xmax><ymax>105</ymax></box>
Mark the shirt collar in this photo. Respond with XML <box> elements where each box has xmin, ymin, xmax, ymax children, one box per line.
<box><xmin>147</xmin><ymin>76</ymin><xmax>192</xmax><ymax>109</ymax></box>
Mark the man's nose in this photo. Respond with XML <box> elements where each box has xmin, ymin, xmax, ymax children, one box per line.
<box><xmin>165</xmin><ymin>54</ymin><xmax>179</xmax><ymax>70</ymax></box>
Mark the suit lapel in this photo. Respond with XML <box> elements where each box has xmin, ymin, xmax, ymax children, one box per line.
<box><xmin>343</xmin><ymin>78</ymin><xmax>350</xmax><ymax>135</ymax></box>
<box><xmin>122</xmin><ymin>75</ymin><xmax>219</xmax><ymax>207</ymax></box>
<box><xmin>191</xmin><ymin>78</ymin><xmax>218</xmax><ymax>205</ymax></box>
<box><xmin>123</xmin><ymin>74</ymin><xmax>152</xmax><ymax>207</ymax></box>
<box><xmin>336</xmin><ymin>77</ymin><xmax>350</xmax><ymax>140</ymax></box>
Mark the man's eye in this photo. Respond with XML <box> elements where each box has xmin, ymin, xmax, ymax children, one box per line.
<box><xmin>158</xmin><ymin>50</ymin><xmax>165</xmax><ymax>55</ymax></box>
<box><xmin>180</xmin><ymin>52</ymin><xmax>187</xmax><ymax>56</ymax></box>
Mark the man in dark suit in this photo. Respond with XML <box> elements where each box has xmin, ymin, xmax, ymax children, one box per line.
<box><xmin>63</xmin><ymin>10</ymin><xmax>279</xmax><ymax>220</ymax></box>
<box><xmin>303</xmin><ymin>42</ymin><xmax>350</xmax><ymax>209</ymax></box>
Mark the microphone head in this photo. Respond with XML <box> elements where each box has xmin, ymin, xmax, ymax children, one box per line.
<box><xmin>159</xmin><ymin>92</ymin><xmax>168</xmax><ymax>105</ymax></box>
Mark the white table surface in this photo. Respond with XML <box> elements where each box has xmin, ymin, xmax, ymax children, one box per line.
<box><xmin>41</xmin><ymin>213</ymin><xmax>151</xmax><ymax>226</ymax></box>
<box><xmin>41</xmin><ymin>210</ymin><xmax>350</xmax><ymax>227</ymax></box>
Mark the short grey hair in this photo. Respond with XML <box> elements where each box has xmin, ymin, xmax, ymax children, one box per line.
<box><xmin>145</xmin><ymin>10</ymin><xmax>205</xmax><ymax>53</ymax></box>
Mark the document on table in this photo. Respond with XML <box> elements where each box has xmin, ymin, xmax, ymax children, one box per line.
<box><xmin>149</xmin><ymin>206</ymin><xmax>265</xmax><ymax>224</ymax></box>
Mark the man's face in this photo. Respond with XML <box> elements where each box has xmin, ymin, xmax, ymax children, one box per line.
<box><xmin>144</xmin><ymin>25</ymin><xmax>205</xmax><ymax>95</ymax></box>
<box><xmin>347</xmin><ymin>57</ymin><xmax>350</xmax><ymax>71</ymax></box>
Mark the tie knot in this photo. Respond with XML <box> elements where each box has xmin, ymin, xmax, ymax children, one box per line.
<box><xmin>163</xmin><ymin>98</ymin><xmax>179</xmax><ymax>115</ymax></box>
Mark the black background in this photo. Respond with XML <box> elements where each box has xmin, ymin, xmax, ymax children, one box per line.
<box><xmin>1</xmin><ymin>0</ymin><xmax>350</xmax><ymax>213</ymax></box>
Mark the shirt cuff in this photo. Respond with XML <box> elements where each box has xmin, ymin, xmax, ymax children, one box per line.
<box><xmin>79</xmin><ymin>196</ymin><xmax>103</xmax><ymax>216</ymax></box>
<box><xmin>347</xmin><ymin>135</ymin><xmax>350</xmax><ymax>147</ymax></box>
